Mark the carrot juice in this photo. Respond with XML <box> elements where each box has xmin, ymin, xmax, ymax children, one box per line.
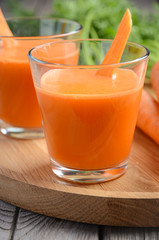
<box><xmin>0</xmin><ymin>41</ymin><xmax>78</xmax><ymax>128</ymax></box>
<box><xmin>36</xmin><ymin>68</ymin><xmax>142</xmax><ymax>170</ymax></box>
<box><xmin>0</xmin><ymin>17</ymin><xmax>82</xmax><ymax>139</ymax></box>
<box><xmin>0</xmin><ymin>42</ymin><xmax>42</xmax><ymax>128</ymax></box>
<box><xmin>28</xmin><ymin>15</ymin><xmax>149</xmax><ymax>182</ymax></box>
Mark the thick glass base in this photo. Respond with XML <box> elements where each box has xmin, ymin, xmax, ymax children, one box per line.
<box><xmin>0</xmin><ymin>121</ymin><xmax>44</xmax><ymax>139</ymax></box>
<box><xmin>50</xmin><ymin>158</ymin><xmax>128</xmax><ymax>184</ymax></box>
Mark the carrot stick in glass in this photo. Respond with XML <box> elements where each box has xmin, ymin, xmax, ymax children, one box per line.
<box><xmin>0</xmin><ymin>8</ymin><xmax>16</xmax><ymax>47</ymax></box>
<box><xmin>97</xmin><ymin>8</ymin><xmax>132</xmax><ymax>76</ymax></box>
<box><xmin>0</xmin><ymin>9</ymin><xmax>13</xmax><ymax>36</ymax></box>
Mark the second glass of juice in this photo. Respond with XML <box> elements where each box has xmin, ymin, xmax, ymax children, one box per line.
<box><xmin>0</xmin><ymin>17</ymin><xmax>82</xmax><ymax>139</ymax></box>
<box><xmin>29</xmin><ymin>39</ymin><xmax>149</xmax><ymax>183</ymax></box>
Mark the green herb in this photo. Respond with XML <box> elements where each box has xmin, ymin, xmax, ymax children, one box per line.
<box><xmin>52</xmin><ymin>0</ymin><xmax>159</xmax><ymax>82</ymax></box>
<box><xmin>7</xmin><ymin>0</ymin><xmax>34</xmax><ymax>17</ymax></box>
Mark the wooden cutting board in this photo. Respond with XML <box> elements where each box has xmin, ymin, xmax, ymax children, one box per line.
<box><xmin>0</xmin><ymin>128</ymin><xmax>158</xmax><ymax>227</ymax></box>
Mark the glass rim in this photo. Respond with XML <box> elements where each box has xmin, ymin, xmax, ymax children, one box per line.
<box><xmin>28</xmin><ymin>39</ymin><xmax>150</xmax><ymax>68</ymax></box>
<box><xmin>0</xmin><ymin>16</ymin><xmax>82</xmax><ymax>39</ymax></box>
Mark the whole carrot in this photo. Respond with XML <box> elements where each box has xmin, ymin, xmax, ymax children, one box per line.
<box><xmin>151</xmin><ymin>61</ymin><xmax>159</xmax><ymax>101</ymax></box>
<box><xmin>136</xmin><ymin>89</ymin><xmax>159</xmax><ymax>144</ymax></box>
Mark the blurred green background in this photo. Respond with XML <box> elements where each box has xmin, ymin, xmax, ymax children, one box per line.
<box><xmin>1</xmin><ymin>0</ymin><xmax>159</xmax><ymax>82</ymax></box>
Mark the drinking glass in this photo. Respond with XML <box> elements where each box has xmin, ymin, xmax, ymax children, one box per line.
<box><xmin>0</xmin><ymin>17</ymin><xmax>82</xmax><ymax>139</ymax></box>
<box><xmin>28</xmin><ymin>39</ymin><xmax>149</xmax><ymax>183</ymax></box>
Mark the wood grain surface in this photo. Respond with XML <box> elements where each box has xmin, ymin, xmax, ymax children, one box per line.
<box><xmin>1</xmin><ymin>200</ymin><xmax>159</xmax><ymax>240</ymax></box>
<box><xmin>13</xmin><ymin>209</ymin><xmax>98</xmax><ymax>240</ymax></box>
<box><xmin>102</xmin><ymin>226</ymin><xmax>159</xmax><ymax>240</ymax></box>
<box><xmin>0</xmin><ymin>201</ymin><xmax>16</xmax><ymax>240</ymax></box>
<box><xmin>0</xmin><ymin>129</ymin><xmax>159</xmax><ymax>227</ymax></box>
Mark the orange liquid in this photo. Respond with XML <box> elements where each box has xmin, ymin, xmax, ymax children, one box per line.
<box><xmin>36</xmin><ymin>68</ymin><xmax>142</xmax><ymax>170</ymax></box>
<box><xmin>0</xmin><ymin>40</ymin><xmax>78</xmax><ymax>128</ymax></box>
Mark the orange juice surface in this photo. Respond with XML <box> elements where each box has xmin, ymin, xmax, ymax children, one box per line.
<box><xmin>36</xmin><ymin>68</ymin><xmax>142</xmax><ymax>170</ymax></box>
<box><xmin>0</xmin><ymin>40</ymin><xmax>78</xmax><ymax>128</ymax></box>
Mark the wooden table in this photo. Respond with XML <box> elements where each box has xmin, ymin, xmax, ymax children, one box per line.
<box><xmin>0</xmin><ymin>200</ymin><xmax>158</xmax><ymax>240</ymax></box>
<box><xmin>0</xmin><ymin>126</ymin><xmax>159</xmax><ymax>239</ymax></box>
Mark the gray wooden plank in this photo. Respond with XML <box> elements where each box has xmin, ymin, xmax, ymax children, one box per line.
<box><xmin>145</xmin><ymin>228</ymin><xmax>159</xmax><ymax>240</ymax></box>
<box><xmin>102</xmin><ymin>226</ymin><xmax>159</xmax><ymax>240</ymax></box>
<box><xmin>0</xmin><ymin>200</ymin><xmax>16</xmax><ymax>240</ymax></box>
<box><xmin>103</xmin><ymin>226</ymin><xmax>144</xmax><ymax>240</ymax></box>
<box><xmin>13</xmin><ymin>209</ymin><xmax>99</xmax><ymax>240</ymax></box>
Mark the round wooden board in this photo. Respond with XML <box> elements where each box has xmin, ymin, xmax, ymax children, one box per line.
<box><xmin>0</xmin><ymin>129</ymin><xmax>159</xmax><ymax>227</ymax></box>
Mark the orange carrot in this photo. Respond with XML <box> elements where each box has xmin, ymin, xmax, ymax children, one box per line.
<box><xmin>0</xmin><ymin>9</ymin><xmax>16</xmax><ymax>47</ymax></box>
<box><xmin>0</xmin><ymin>9</ymin><xmax>13</xmax><ymax>36</ymax></box>
<box><xmin>97</xmin><ymin>8</ymin><xmax>132</xmax><ymax>76</ymax></box>
<box><xmin>136</xmin><ymin>89</ymin><xmax>159</xmax><ymax>144</ymax></box>
<box><xmin>151</xmin><ymin>61</ymin><xmax>159</xmax><ymax>101</ymax></box>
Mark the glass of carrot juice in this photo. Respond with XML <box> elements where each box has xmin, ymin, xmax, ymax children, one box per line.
<box><xmin>0</xmin><ymin>17</ymin><xmax>82</xmax><ymax>139</ymax></box>
<box><xmin>28</xmin><ymin>39</ymin><xmax>149</xmax><ymax>183</ymax></box>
